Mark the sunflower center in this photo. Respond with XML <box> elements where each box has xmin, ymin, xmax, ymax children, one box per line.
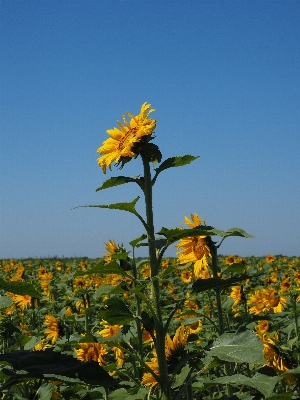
<box><xmin>269</xmin><ymin>295</ymin><xmax>280</xmax><ymax>307</ymax></box>
<box><xmin>117</xmin><ymin>127</ymin><xmax>139</xmax><ymax>152</ymax></box>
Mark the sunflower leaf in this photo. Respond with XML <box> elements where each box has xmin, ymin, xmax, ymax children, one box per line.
<box><xmin>98</xmin><ymin>298</ymin><xmax>134</xmax><ymax>325</ymax></box>
<box><xmin>74</xmin><ymin>261</ymin><xmax>127</xmax><ymax>277</ymax></box>
<box><xmin>222</xmin><ymin>227</ymin><xmax>255</xmax><ymax>239</ymax></box>
<box><xmin>0</xmin><ymin>278</ymin><xmax>41</xmax><ymax>298</ymax></box>
<box><xmin>192</xmin><ymin>275</ymin><xmax>251</xmax><ymax>293</ymax></box>
<box><xmin>72</xmin><ymin>197</ymin><xmax>140</xmax><ymax>215</ymax></box>
<box><xmin>94</xmin><ymin>176</ymin><xmax>142</xmax><ymax>192</ymax></box>
<box><xmin>0</xmin><ymin>349</ymin><xmax>117</xmax><ymax>386</ymax></box>
<box><xmin>129</xmin><ymin>234</ymin><xmax>148</xmax><ymax>248</ymax></box>
<box><xmin>207</xmin><ymin>330</ymin><xmax>266</xmax><ymax>365</ymax></box>
<box><xmin>154</xmin><ymin>155</ymin><xmax>199</xmax><ymax>177</ymax></box>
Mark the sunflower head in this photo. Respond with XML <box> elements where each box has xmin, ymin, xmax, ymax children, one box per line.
<box><xmin>97</xmin><ymin>102</ymin><xmax>157</xmax><ymax>173</ymax></box>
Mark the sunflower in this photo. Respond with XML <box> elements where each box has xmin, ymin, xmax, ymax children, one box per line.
<box><xmin>75</xmin><ymin>342</ymin><xmax>108</xmax><ymax>366</ymax></box>
<box><xmin>175</xmin><ymin>213</ymin><xmax>211</xmax><ymax>278</ymax></box>
<box><xmin>141</xmin><ymin>324</ymin><xmax>190</xmax><ymax>389</ymax></box>
<box><xmin>248</xmin><ymin>287</ymin><xmax>287</xmax><ymax>314</ymax></box>
<box><xmin>230</xmin><ymin>286</ymin><xmax>243</xmax><ymax>305</ymax></box>
<box><xmin>97</xmin><ymin>102</ymin><xmax>156</xmax><ymax>173</ymax></box>
<box><xmin>266</xmin><ymin>254</ymin><xmax>275</xmax><ymax>263</ymax></box>
<box><xmin>112</xmin><ymin>346</ymin><xmax>125</xmax><ymax>367</ymax></box>
<box><xmin>180</xmin><ymin>270</ymin><xmax>193</xmax><ymax>283</ymax></box>
<box><xmin>104</xmin><ymin>239</ymin><xmax>118</xmax><ymax>263</ymax></box>
<box><xmin>98</xmin><ymin>321</ymin><xmax>122</xmax><ymax>338</ymax></box>
<box><xmin>225</xmin><ymin>256</ymin><xmax>235</xmax><ymax>265</ymax></box>
<box><xmin>44</xmin><ymin>314</ymin><xmax>60</xmax><ymax>344</ymax></box>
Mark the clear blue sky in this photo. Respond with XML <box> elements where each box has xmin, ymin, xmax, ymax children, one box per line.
<box><xmin>1</xmin><ymin>0</ymin><xmax>299</xmax><ymax>259</ymax></box>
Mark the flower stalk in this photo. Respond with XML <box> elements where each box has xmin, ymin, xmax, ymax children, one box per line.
<box><xmin>141</xmin><ymin>153</ymin><xmax>171</xmax><ymax>399</ymax></box>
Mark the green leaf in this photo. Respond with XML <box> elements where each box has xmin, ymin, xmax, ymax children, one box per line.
<box><xmin>157</xmin><ymin>226</ymin><xmax>254</xmax><ymax>247</ymax></box>
<box><xmin>0</xmin><ymin>278</ymin><xmax>41</xmax><ymax>298</ymax></box>
<box><xmin>98</xmin><ymin>298</ymin><xmax>134</xmax><ymax>325</ymax></box>
<box><xmin>129</xmin><ymin>234</ymin><xmax>147</xmax><ymax>248</ymax></box>
<box><xmin>37</xmin><ymin>383</ymin><xmax>56</xmax><ymax>400</ymax></box>
<box><xmin>108</xmin><ymin>388</ymin><xmax>129</xmax><ymax>399</ymax></box>
<box><xmin>223</xmin><ymin>263</ymin><xmax>247</xmax><ymax>274</ymax></box>
<box><xmin>79</xmin><ymin>333</ymin><xmax>97</xmax><ymax>343</ymax></box>
<box><xmin>172</xmin><ymin>364</ymin><xmax>191</xmax><ymax>389</ymax></box>
<box><xmin>74</xmin><ymin>261</ymin><xmax>126</xmax><ymax>277</ymax></box>
<box><xmin>264</xmin><ymin>393</ymin><xmax>294</xmax><ymax>400</ymax></box>
<box><xmin>207</xmin><ymin>330</ymin><xmax>266</xmax><ymax>364</ymax></box>
<box><xmin>154</xmin><ymin>155</ymin><xmax>199</xmax><ymax>176</ymax></box>
<box><xmin>95</xmin><ymin>176</ymin><xmax>141</xmax><ymax>192</ymax></box>
<box><xmin>73</xmin><ymin>197</ymin><xmax>140</xmax><ymax>215</ymax></box>
<box><xmin>224</xmin><ymin>227</ymin><xmax>255</xmax><ymax>239</ymax></box>
<box><xmin>95</xmin><ymin>285</ymin><xmax>115</xmax><ymax>297</ymax></box>
<box><xmin>213</xmin><ymin>373</ymin><xmax>279</xmax><ymax>398</ymax></box>
<box><xmin>0</xmin><ymin>348</ymin><xmax>117</xmax><ymax>386</ymax></box>
<box><xmin>192</xmin><ymin>275</ymin><xmax>251</xmax><ymax>293</ymax></box>
<box><xmin>0</xmin><ymin>295</ymin><xmax>14</xmax><ymax>308</ymax></box>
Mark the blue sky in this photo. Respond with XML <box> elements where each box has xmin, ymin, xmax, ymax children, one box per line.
<box><xmin>1</xmin><ymin>0</ymin><xmax>299</xmax><ymax>259</ymax></box>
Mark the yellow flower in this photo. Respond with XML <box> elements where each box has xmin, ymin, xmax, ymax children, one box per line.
<box><xmin>225</xmin><ymin>256</ymin><xmax>235</xmax><ymax>265</ymax></box>
<box><xmin>180</xmin><ymin>270</ymin><xmax>193</xmax><ymax>283</ymax></box>
<box><xmin>175</xmin><ymin>213</ymin><xmax>211</xmax><ymax>278</ymax></box>
<box><xmin>266</xmin><ymin>254</ymin><xmax>275</xmax><ymax>263</ymax></box>
<box><xmin>112</xmin><ymin>346</ymin><xmax>125</xmax><ymax>367</ymax></box>
<box><xmin>97</xmin><ymin>102</ymin><xmax>156</xmax><ymax>173</ymax></box>
<box><xmin>104</xmin><ymin>239</ymin><xmax>118</xmax><ymax>263</ymax></box>
<box><xmin>12</xmin><ymin>294</ymin><xmax>32</xmax><ymax>311</ymax></box>
<box><xmin>248</xmin><ymin>287</ymin><xmax>287</xmax><ymax>314</ymax></box>
<box><xmin>142</xmin><ymin>324</ymin><xmax>190</xmax><ymax>389</ymax></box>
<box><xmin>98</xmin><ymin>321</ymin><xmax>122</xmax><ymax>338</ymax></box>
<box><xmin>230</xmin><ymin>286</ymin><xmax>243</xmax><ymax>305</ymax></box>
<box><xmin>44</xmin><ymin>314</ymin><xmax>60</xmax><ymax>344</ymax></box>
<box><xmin>255</xmin><ymin>320</ymin><xmax>269</xmax><ymax>338</ymax></box>
<box><xmin>141</xmin><ymin>263</ymin><xmax>151</xmax><ymax>278</ymax></box>
<box><xmin>75</xmin><ymin>343</ymin><xmax>107</xmax><ymax>366</ymax></box>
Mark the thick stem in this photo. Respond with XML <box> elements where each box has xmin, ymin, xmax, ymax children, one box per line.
<box><xmin>141</xmin><ymin>154</ymin><xmax>170</xmax><ymax>399</ymax></box>
<box><xmin>132</xmin><ymin>250</ymin><xmax>144</xmax><ymax>363</ymax></box>
<box><xmin>207</xmin><ymin>237</ymin><xmax>224</xmax><ymax>335</ymax></box>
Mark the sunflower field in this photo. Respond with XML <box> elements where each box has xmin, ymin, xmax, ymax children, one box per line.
<box><xmin>1</xmin><ymin>103</ymin><xmax>299</xmax><ymax>400</ymax></box>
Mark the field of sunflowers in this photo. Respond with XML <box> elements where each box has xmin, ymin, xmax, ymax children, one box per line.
<box><xmin>0</xmin><ymin>251</ymin><xmax>299</xmax><ymax>399</ymax></box>
<box><xmin>1</xmin><ymin>102</ymin><xmax>299</xmax><ymax>399</ymax></box>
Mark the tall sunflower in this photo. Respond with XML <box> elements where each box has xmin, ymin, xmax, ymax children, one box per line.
<box><xmin>175</xmin><ymin>213</ymin><xmax>211</xmax><ymax>278</ymax></box>
<box><xmin>97</xmin><ymin>102</ymin><xmax>156</xmax><ymax>173</ymax></box>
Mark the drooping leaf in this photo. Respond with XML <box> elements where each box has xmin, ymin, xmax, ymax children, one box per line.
<box><xmin>0</xmin><ymin>278</ymin><xmax>41</xmax><ymax>298</ymax></box>
<box><xmin>129</xmin><ymin>234</ymin><xmax>147</xmax><ymax>248</ymax></box>
<box><xmin>207</xmin><ymin>330</ymin><xmax>265</xmax><ymax>365</ymax></box>
<box><xmin>98</xmin><ymin>297</ymin><xmax>134</xmax><ymax>325</ymax></box>
<box><xmin>94</xmin><ymin>176</ymin><xmax>142</xmax><ymax>192</ymax></box>
<box><xmin>0</xmin><ymin>348</ymin><xmax>117</xmax><ymax>387</ymax></box>
<box><xmin>192</xmin><ymin>275</ymin><xmax>251</xmax><ymax>293</ymax></box>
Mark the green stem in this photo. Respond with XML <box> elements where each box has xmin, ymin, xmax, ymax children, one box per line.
<box><xmin>132</xmin><ymin>249</ymin><xmax>144</xmax><ymax>363</ymax></box>
<box><xmin>207</xmin><ymin>237</ymin><xmax>224</xmax><ymax>335</ymax></box>
<box><xmin>141</xmin><ymin>154</ymin><xmax>170</xmax><ymax>400</ymax></box>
